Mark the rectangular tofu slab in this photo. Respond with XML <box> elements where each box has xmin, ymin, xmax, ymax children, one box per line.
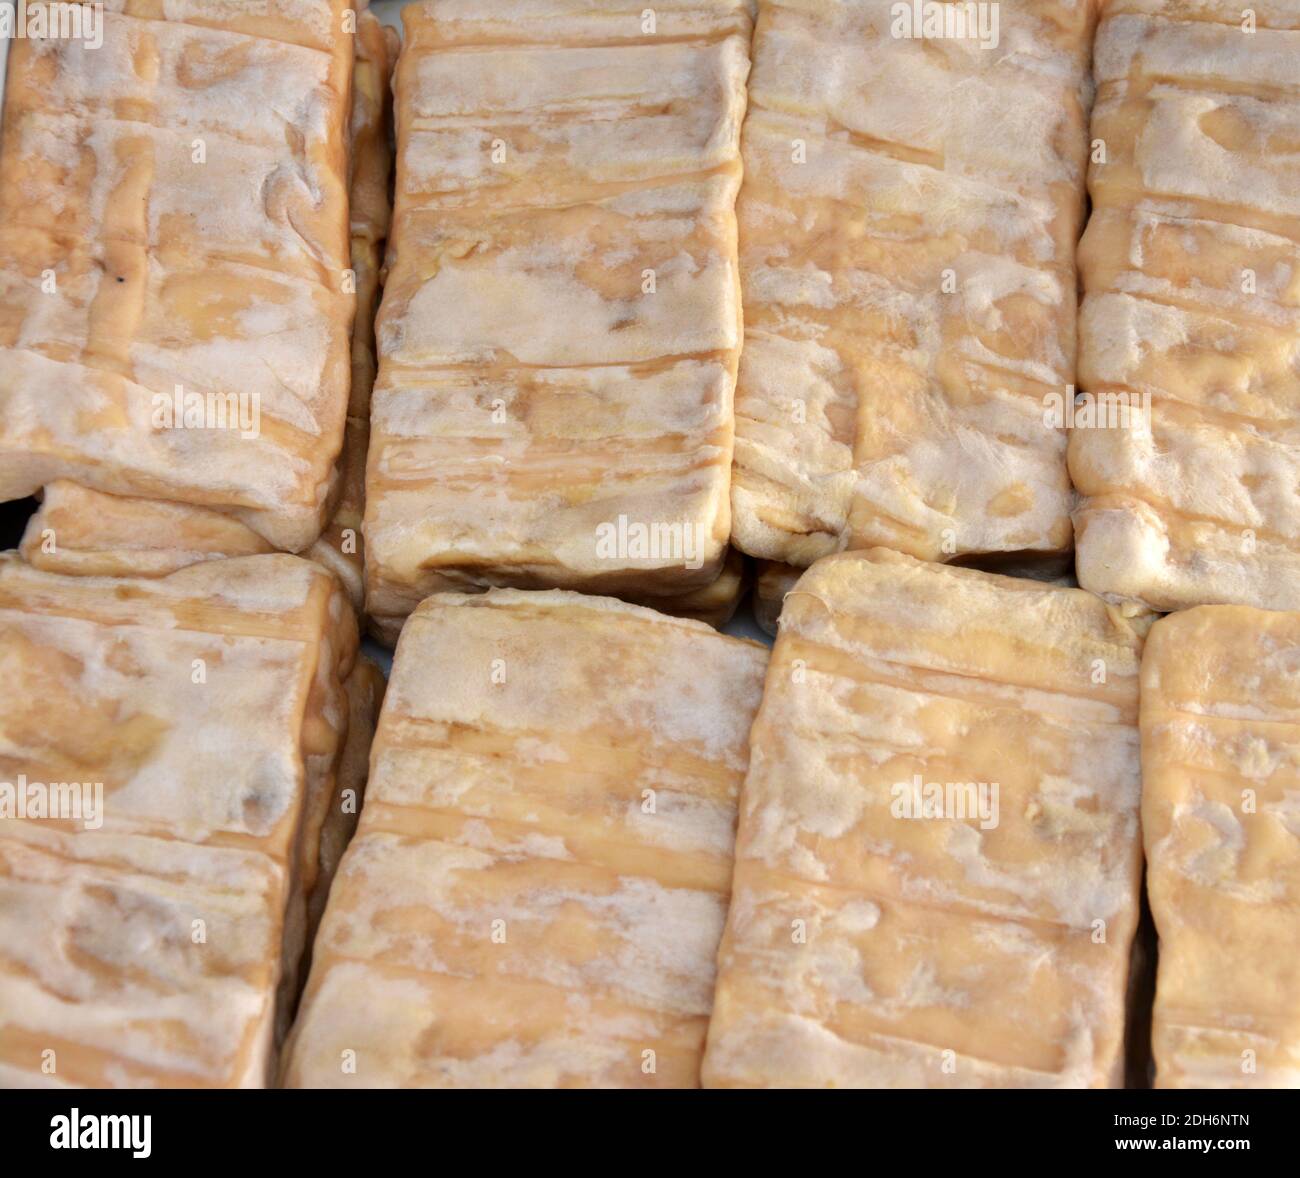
<box><xmin>13</xmin><ymin>11</ymin><xmax>396</xmax><ymax>613</ymax></box>
<box><xmin>703</xmin><ymin>549</ymin><xmax>1146</xmax><ymax>1088</ymax></box>
<box><xmin>284</xmin><ymin>589</ymin><xmax>768</xmax><ymax>1088</ymax></box>
<box><xmin>0</xmin><ymin>554</ymin><xmax>359</xmax><ymax>1088</ymax></box>
<box><xmin>0</xmin><ymin>1</ymin><xmax>355</xmax><ymax>551</ymax></box>
<box><xmin>729</xmin><ymin>0</ymin><xmax>1096</xmax><ymax>568</ymax></box>
<box><xmin>1072</xmin><ymin>0</ymin><xmax>1300</xmax><ymax>610</ymax></box>
<box><xmin>362</xmin><ymin>1</ymin><xmax>751</xmax><ymax>624</ymax></box>
<box><xmin>1142</xmin><ymin>606</ymin><xmax>1300</xmax><ymax>1088</ymax></box>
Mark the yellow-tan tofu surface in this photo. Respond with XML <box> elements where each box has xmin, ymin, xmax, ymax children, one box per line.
<box><xmin>0</xmin><ymin>1</ymin><xmax>355</xmax><ymax>551</ymax></box>
<box><xmin>730</xmin><ymin>0</ymin><xmax>1096</xmax><ymax>568</ymax></box>
<box><xmin>1142</xmin><ymin>606</ymin><xmax>1300</xmax><ymax>1088</ymax></box>
<box><xmin>284</xmin><ymin>589</ymin><xmax>768</xmax><ymax>1088</ymax></box>
<box><xmin>362</xmin><ymin>0</ymin><xmax>752</xmax><ymax>625</ymax></box>
<box><xmin>14</xmin><ymin>9</ymin><xmax>396</xmax><ymax>611</ymax></box>
<box><xmin>1072</xmin><ymin>0</ymin><xmax>1300</xmax><ymax>610</ymax></box>
<box><xmin>0</xmin><ymin>554</ymin><xmax>359</xmax><ymax>1088</ymax></box>
<box><xmin>703</xmin><ymin>549</ymin><xmax>1146</xmax><ymax>1088</ymax></box>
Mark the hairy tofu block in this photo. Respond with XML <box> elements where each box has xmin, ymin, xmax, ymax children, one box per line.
<box><xmin>363</xmin><ymin>0</ymin><xmax>751</xmax><ymax>626</ymax></box>
<box><xmin>14</xmin><ymin>10</ymin><xmax>396</xmax><ymax>611</ymax></box>
<box><xmin>0</xmin><ymin>554</ymin><xmax>360</xmax><ymax>1088</ymax></box>
<box><xmin>703</xmin><ymin>550</ymin><xmax>1146</xmax><ymax>1088</ymax></box>
<box><xmin>1073</xmin><ymin>1</ymin><xmax>1300</xmax><ymax>610</ymax></box>
<box><xmin>1142</xmin><ymin>607</ymin><xmax>1300</xmax><ymax>1088</ymax></box>
<box><xmin>284</xmin><ymin>590</ymin><xmax>768</xmax><ymax>1088</ymax></box>
<box><xmin>0</xmin><ymin>1</ymin><xmax>355</xmax><ymax>551</ymax></box>
<box><xmin>729</xmin><ymin>0</ymin><xmax>1096</xmax><ymax>568</ymax></box>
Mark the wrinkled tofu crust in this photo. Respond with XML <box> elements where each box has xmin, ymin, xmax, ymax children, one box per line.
<box><xmin>1072</xmin><ymin>0</ymin><xmax>1300</xmax><ymax>610</ymax></box>
<box><xmin>703</xmin><ymin>549</ymin><xmax>1145</xmax><ymax>1088</ymax></box>
<box><xmin>362</xmin><ymin>1</ymin><xmax>752</xmax><ymax>621</ymax></box>
<box><xmin>0</xmin><ymin>553</ymin><xmax>357</xmax><ymax>1088</ymax></box>
<box><xmin>14</xmin><ymin>11</ymin><xmax>396</xmax><ymax>611</ymax></box>
<box><xmin>284</xmin><ymin>589</ymin><xmax>767</xmax><ymax>1088</ymax></box>
<box><xmin>730</xmin><ymin>0</ymin><xmax>1095</xmax><ymax>568</ymax></box>
<box><xmin>1142</xmin><ymin>605</ymin><xmax>1300</xmax><ymax>1088</ymax></box>
<box><xmin>0</xmin><ymin>1</ymin><xmax>355</xmax><ymax>551</ymax></box>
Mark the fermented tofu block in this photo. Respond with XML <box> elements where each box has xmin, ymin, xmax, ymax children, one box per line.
<box><xmin>1072</xmin><ymin>1</ymin><xmax>1300</xmax><ymax>610</ymax></box>
<box><xmin>1142</xmin><ymin>606</ymin><xmax>1300</xmax><ymax>1088</ymax></box>
<box><xmin>363</xmin><ymin>0</ymin><xmax>751</xmax><ymax>623</ymax></box>
<box><xmin>0</xmin><ymin>554</ymin><xmax>358</xmax><ymax>1088</ymax></box>
<box><xmin>730</xmin><ymin>0</ymin><xmax>1095</xmax><ymax>568</ymax></box>
<box><xmin>0</xmin><ymin>2</ymin><xmax>355</xmax><ymax>551</ymax></box>
<box><xmin>14</xmin><ymin>12</ymin><xmax>396</xmax><ymax>612</ymax></box>
<box><xmin>284</xmin><ymin>589</ymin><xmax>768</xmax><ymax>1088</ymax></box>
<box><xmin>703</xmin><ymin>549</ymin><xmax>1146</xmax><ymax>1088</ymax></box>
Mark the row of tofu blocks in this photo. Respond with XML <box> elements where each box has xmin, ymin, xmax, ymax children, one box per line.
<box><xmin>0</xmin><ymin>0</ymin><xmax>1295</xmax><ymax>1089</ymax></box>
<box><xmin>4</xmin><ymin>0</ymin><xmax>1300</xmax><ymax>628</ymax></box>
<box><xmin>0</xmin><ymin>545</ymin><xmax>1294</xmax><ymax>1088</ymax></box>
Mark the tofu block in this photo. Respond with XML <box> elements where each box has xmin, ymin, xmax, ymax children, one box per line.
<box><xmin>703</xmin><ymin>549</ymin><xmax>1146</xmax><ymax>1088</ymax></box>
<box><xmin>1072</xmin><ymin>0</ymin><xmax>1300</xmax><ymax>610</ymax></box>
<box><xmin>15</xmin><ymin>11</ymin><xmax>397</xmax><ymax>613</ymax></box>
<box><xmin>730</xmin><ymin>0</ymin><xmax>1095</xmax><ymax>568</ymax></box>
<box><xmin>0</xmin><ymin>554</ymin><xmax>359</xmax><ymax>1088</ymax></box>
<box><xmin>363</xmin><ymin>1</ymin><xmax>752</xmax><ymax>624</ymax></box>
<box><xmin>0</xmin><ymin>2</ymin><xmax>355</xmax><ymax>551</ymax></box>
<box><xmin>1142</xmin><ymin>606</ymin><xmax>1300</xmax><ymax>1088</ymax></box>
<box><xmin>284</xmin><ymin>589</ymin><xmax>768</xmax><ymax>1088</ymax></box>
